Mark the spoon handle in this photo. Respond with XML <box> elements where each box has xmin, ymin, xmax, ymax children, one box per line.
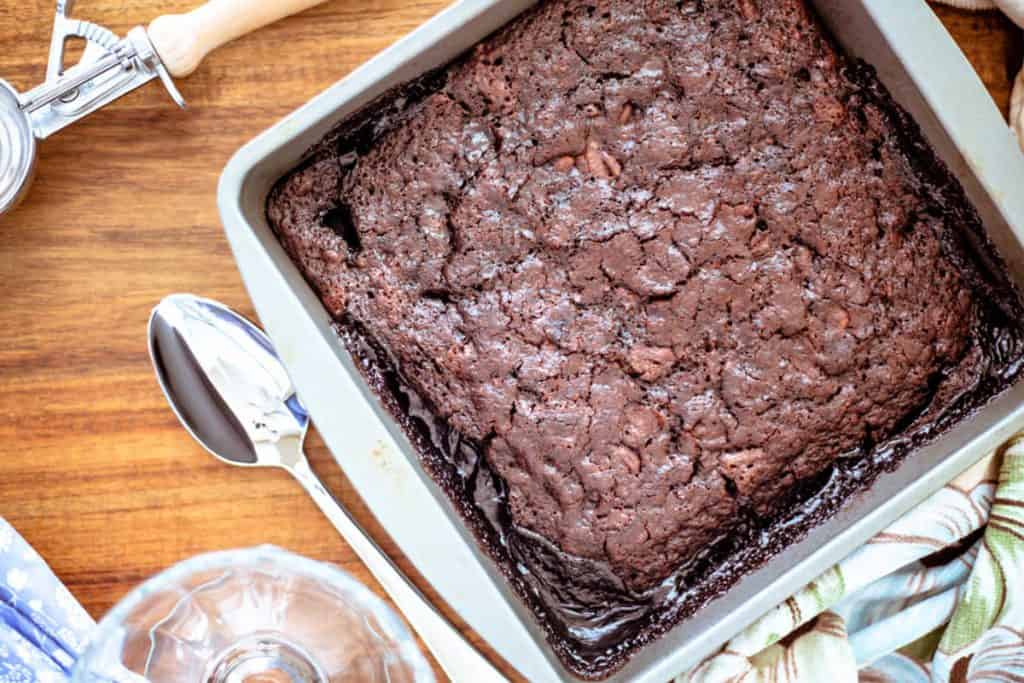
<box><xmin>287</xmin><ymin>457</ymin><xmax>509</xmax><ymax>683</ymax></box>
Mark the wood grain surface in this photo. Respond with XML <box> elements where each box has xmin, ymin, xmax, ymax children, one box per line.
<box><xmin>0</xmin><ymin>2</ymin><xmax>1019</xmax><ymax>681</ymax></box>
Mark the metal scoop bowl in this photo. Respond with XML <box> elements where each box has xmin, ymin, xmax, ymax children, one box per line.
<box><xmin>0</xmin><ymin>80</ymin><xmax>36</xmax><ymax>214</ymax></box>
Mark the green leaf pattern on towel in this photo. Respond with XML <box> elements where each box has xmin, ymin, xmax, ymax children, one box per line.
<box><xmin>932</xmin><ymin>447</ymin><xmax>1024</xmax><ymax>679</ymax></box>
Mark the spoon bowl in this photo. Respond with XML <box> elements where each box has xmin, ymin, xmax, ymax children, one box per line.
<box><xmin>149</xmin><ymin>293</ymin><xmax>309</xmax><ymax>468</ymax></box>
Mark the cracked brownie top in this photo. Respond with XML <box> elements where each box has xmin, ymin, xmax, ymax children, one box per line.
<box><xmin>269</xmin><ymin>0</ymin><xmax>986</xmax><ymax>592</ymax></box>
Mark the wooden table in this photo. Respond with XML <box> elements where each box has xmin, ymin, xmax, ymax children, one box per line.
<box><xmin>0</xmin><ymin>3</ymin><xmax>1019</xmax><ymax>681</ymax></box>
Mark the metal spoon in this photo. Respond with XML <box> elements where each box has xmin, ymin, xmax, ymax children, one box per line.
<box><xmin>147</xmin><ymin>293</ymin><xmax>507</xmax><ymax>683</ymax></box>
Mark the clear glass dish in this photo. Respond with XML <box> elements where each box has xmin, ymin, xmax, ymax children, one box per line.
<box><xmin>70</xmin><ymin>546</ymin><xmax>434</xmax><ymax>683</ymax></box>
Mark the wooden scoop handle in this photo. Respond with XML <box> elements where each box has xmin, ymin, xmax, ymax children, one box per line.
<box><xmin>148</xmin><ymin>0</ymin><xmax>326</xmax><ymax>78</ymax></box>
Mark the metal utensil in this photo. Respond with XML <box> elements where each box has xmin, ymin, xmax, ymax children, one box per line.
<box><xmin>147</xmin><ymin>293</ymin><xmax>508</xmax><ymax>683</ymax></box>
<box><xmin>0</xmin><ymin>0</ymin><xmax>325</xmax><ymax>215</ymax></box>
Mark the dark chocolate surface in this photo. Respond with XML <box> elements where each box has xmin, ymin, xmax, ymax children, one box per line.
<box><xmin>266</xmin><ymin>0</ymin><xmax>1024</xmax><ymax>677</ymax></box>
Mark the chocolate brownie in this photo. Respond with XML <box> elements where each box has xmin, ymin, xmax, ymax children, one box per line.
<box><xmin>267</xmin><ymin>0</ymin><xmax>1024</xmax><ymax>676</ymax></box>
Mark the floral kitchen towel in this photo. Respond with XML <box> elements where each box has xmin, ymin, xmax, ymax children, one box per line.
<box><xmin>0</xmin><ymin>521</ymin><xmax>94</xmax><ymax>683</ymax></box>
<box><xmin>681</xmin><ymin>437</ymin><xmax>1024</xmax><ymax>683</ymax></box>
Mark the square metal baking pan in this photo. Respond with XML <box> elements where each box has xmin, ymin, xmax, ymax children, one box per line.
<box><xmin>218</xmin><ymin>2</ymin><xmax>1024</xmax><ymax>680</ymax></box>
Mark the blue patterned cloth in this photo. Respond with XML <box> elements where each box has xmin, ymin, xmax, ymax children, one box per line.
<box><xmin>0</xmin><ymin>519</ymin><xmax>94</xmax><ymax>683</ymax></box>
